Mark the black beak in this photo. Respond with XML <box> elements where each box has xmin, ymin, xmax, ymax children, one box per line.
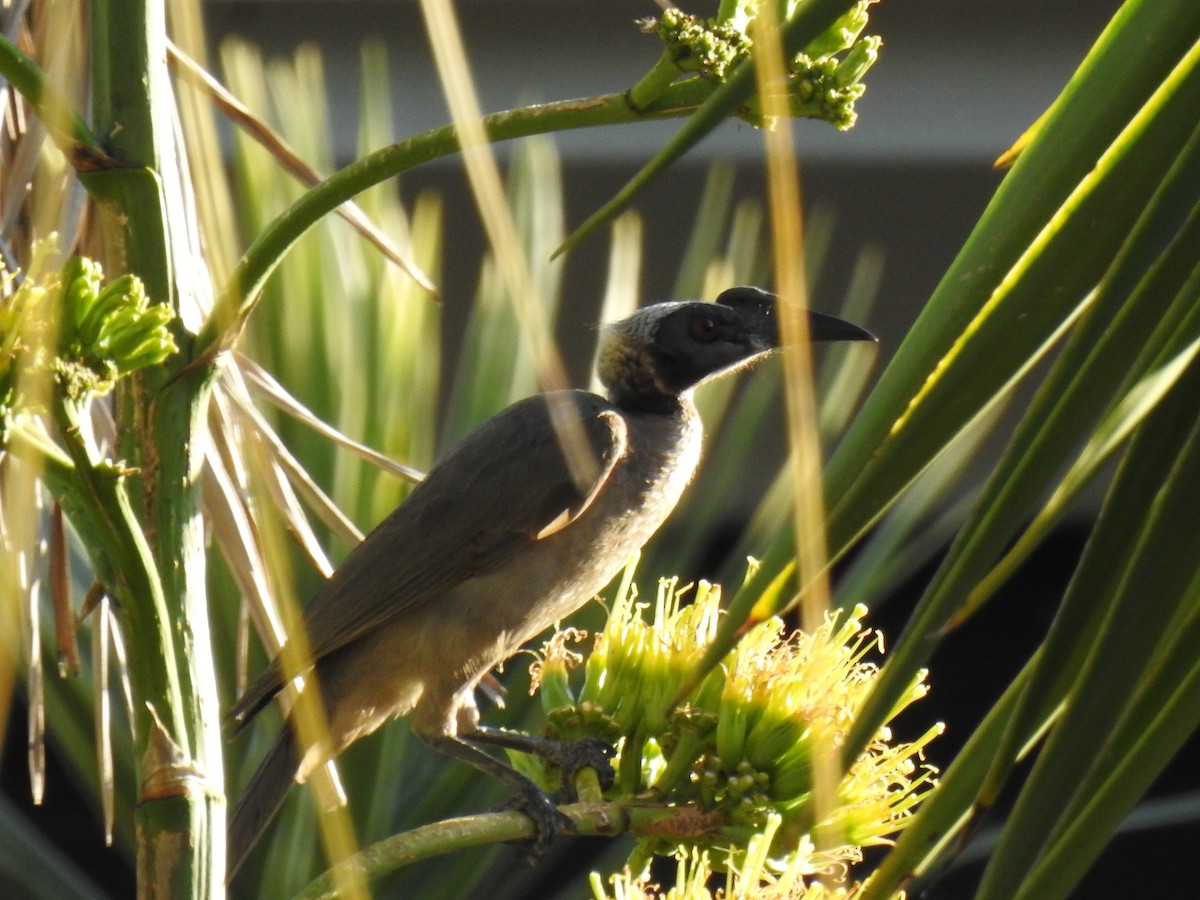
<box><xmin>807</xmin><ymin>309</ymin><xmax>877</xmax><ymax>343</ymax></box>
<box><xmin>716</xmin><ymin>286</ymin><xmax>877</xmax><ymax>345</ymax></box>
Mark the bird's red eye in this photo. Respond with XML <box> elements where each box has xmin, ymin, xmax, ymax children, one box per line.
<box><xmin>690</xmin><ymin>316</ymin><xmax>718</xmax><ymax>341</ymax></box>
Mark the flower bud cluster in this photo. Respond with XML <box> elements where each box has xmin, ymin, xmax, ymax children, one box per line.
<box><xmin>763</xmin><ymin>33</ymin><xmax>880</xmax><ymax>131</ymax></box>
<box><xmin>651</xmin><ymin>8</ymin><xmax>753</xmax><ymax>80</ymax></box>
<box><xmin>643</xmin><ymin>1</ymin><xmax>882</xmax><ymax>132</ymax></box>
<box><xmin>2</xmin><ymin>245</ymin><xmax>177</xmax><ymax>414</ymax></box>
<box><xmin>56</xmin><ymin>256</ymin><xmax>177</xmax><ymax>395</ymax></box>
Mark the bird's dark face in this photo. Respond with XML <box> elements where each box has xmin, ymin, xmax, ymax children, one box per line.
<box><xmin>596</xmin><ymin>286</ymin><xmax>874</xmax><ymax>406</ymax></box>
<box><xmin>646</xmin><ymin>297</ymin><xmax>779</xmax><ymax>394</ymax></box>
<box><xmin>596</xmin><ymin>298</ymin><xmax>771</xmax><ymax>404</ymax></box>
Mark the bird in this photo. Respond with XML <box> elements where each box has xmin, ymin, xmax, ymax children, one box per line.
<box><xmin>224</xmin><ymin>285</ymin><xmax>874</xmax><ymax>878</ymax></box>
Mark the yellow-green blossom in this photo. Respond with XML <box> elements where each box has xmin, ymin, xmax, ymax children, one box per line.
<box><xmin>590</xmin><ymin>814</ymin><xmax>899</xmax><ymax>899</ymax></box>
<box><xmin>534</xmin><ymin>561</ymin><xmax>939</xmax><ymax>890</ymax></box>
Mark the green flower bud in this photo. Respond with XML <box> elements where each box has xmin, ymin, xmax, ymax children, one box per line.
<box><xmin>803</xmin><ymin>1</ymin><xmax>872</xmax><ymax>57</ymax></box>
<box><xmin>76</xmin><ymin>283</ymin><xmax>135</xmax><ymax>347</ymax></box>
<box><xmin>835</xmin><ymin>35</ymin><xmax>881</xmax><ymax>89</ymax></box>
<box><xmin>110</xmin><ymin>333</ymin><xmax>179</xmax><ymax>374</ymax></box>
<box><xmin>656</xmin><ymin>8</ymin><xmax>751</xmax><ymax>80</ymax></box>
<box><xmin>61</xmin><ymin>256</ymin><xmax>104</xmax><ymax>338</ymax></box>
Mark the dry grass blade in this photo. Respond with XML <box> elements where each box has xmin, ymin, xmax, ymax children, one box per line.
<box><xmin>258</xmin><ymin>448</ymin><xmax>339</xmax><ymax>578</ymax></box>
<box><xmin>753</xmin><ymin>2</ymin><xmax>838</xmax><ymax>867</ymax></box>
<box><xmin>26</xmin><ymin>559</ymin><xmax>46</xmax><ymax>809</ymax></box>
<box><xmin>1</xmin><ymin>459</ymin><xmax>46</xmax><ymax>806</ymax></box>
<box><xmin>243</xmin><ymin>400</ymin><xmax>363</xmax><ymax>549</ymax></box>
<box><xmin>2</xmin><ymin>455</ymin><xmax>49</xmax><ymax>814</ymax></box>
<box><xmin>214</xmin><ymin>371</ymin><xmax>343</xmax><ymax>575</ymax></box>
<box><xmin>203</xmin><ymin>458</ymin><xmax>285</xmax><ymax>707</ymax></box>
<box><xmin>203</xmin><ymin>433</ymin><xmax>287</xmax><ymax>661</ymax></box>
<box><xmin>418</xmin><ymin>0</ymin><xmax>599</xmax><ymax>493</ymax></box>
<box><xmin>244</xmin><ymin>444</ymin><xmax>363</xmax><ymax>897</ymax></box>
<box><xmin>235</xmin><ymin>352</ymin><xmax>424</xmax><ymax>486</ymax></box>
<box><xmin>106</xmin><ymin>598</ymin><xmax>135</xmax><ymax>732</ymax></box>
<box><xmin>93</xmin><ymin>591</ymin><xmax>114</xmax><ymax>845</ymax></box>
<box><xmin>219</xmin><ymin>372</ymin><xmax>364</xmax><ymax>548</ymax></box>
<box><xmin>49</xmin><ymin>501</ymin><xmax>79</xmax><ymax>676</ymax></box>
<box><xmin>166</xmin><ymin>39</ymin><xmax>437</xmax><ymax>295</ymax></box>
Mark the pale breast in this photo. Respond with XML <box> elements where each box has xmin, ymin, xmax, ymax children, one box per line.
<box><xmin>462</xmin><ymin>398</ymin><xmax>703</xmax><ymax>645</ymax></box>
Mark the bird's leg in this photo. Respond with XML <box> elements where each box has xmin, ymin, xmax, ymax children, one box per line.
<box><xmin>420</xmin><ymin>732</ymin><xmax>572</xmax><ymax>862</ymax></box>
<box><xmin>466</xmin><ymin>725</ymin><xmax>616</xmax><ymax>802</ymax></box>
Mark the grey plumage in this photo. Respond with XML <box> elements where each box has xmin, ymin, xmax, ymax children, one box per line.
<box><xmin>225</xmin><ymin>286</ymin><xmax>873</xmax><ymax>877</ymax></box>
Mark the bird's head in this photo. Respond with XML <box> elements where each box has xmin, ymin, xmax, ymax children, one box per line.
<box><xmin>596</xmin><ymin>286</ymin><xmax>875</xmax><ymax>408</ymax></box>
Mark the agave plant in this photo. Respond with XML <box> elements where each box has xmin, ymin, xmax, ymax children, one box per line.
<box><xmin>2</xmin><ymin>1</ymin><xmax>1199</xmax><ymax>899</ymax></box>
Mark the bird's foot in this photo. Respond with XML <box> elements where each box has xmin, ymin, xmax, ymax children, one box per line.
<box><xmin>468</xmin><ymin>727</ymin><xmax>615</xmax><ymax>801</ymax></box>
<box><xmin>421</xmin><ymin>731</ymin><xmax>578</xmax><ymax>865</ymax></box>
<box><xmin>540</xmin><ymin>737</ymin><xmax>616</xmax><ymax>801</ymax></box>
<box><xmin>501</xmin><ymin>782</ymin><xmax>574</xmax><ymax>865</ymax></box>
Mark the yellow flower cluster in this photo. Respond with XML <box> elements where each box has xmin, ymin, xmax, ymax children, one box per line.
<box><xmin>535</xmin><ymin>561</ymin><xmax>939</xmax><ymax>892</ymax></box>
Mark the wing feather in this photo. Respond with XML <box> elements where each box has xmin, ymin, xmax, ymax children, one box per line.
<box><xmin>229</xmin><ymin>391</ymin><xmax>626</xmax><ymax>724</ymax></box>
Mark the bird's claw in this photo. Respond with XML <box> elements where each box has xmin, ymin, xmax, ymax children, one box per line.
<box><xmin>468</xmin><ymin>726</ymin><xmax>616</xmax><ymax>801</ymax></box>
<box><xmin>503</xmin><ymin>784</ymin><xmax>574</xmax><ymax>865</ymax></box>
<box><xmin>546</xmin><ymin>737</ymin><xmax>616</xmax><ymax>800</ymax></box>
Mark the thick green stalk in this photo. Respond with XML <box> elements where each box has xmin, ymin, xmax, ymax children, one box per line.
<box><xmin>295</xmin><ymin>800</ymin><xmax>686</xmax><ymax>900</ymax></box>
<box><xmin>85</xmin><ymin>0</ymin><xmax>224</xmax><ymax>895</ymax></box>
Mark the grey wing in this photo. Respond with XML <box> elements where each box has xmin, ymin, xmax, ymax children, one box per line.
<box><xmin>232</xmin><ymin>392</ymin><xmax>627</xmax><ymax>721</ymax></box>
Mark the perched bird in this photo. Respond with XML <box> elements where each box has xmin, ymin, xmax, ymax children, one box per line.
<box><xmin>225</xmin><ymin>286</ymin><xmax>874</xmax><ymax>877</ymax></box>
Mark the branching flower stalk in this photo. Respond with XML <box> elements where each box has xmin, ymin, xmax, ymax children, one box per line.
<box><xmin>633</xmin><ymin>1</ymin><xmax>880</xmax><ymax>129</ymax></box>
<box><xmin>199</xmin><ymin>0</ymin><xmax>882</xmax><ymax>352</ymax></box>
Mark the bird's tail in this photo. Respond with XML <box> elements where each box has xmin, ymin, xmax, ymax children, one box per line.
<box><xmin>227</xmin><ymin>724</ymin><xmax>298</xmax><ymax>882</ymax></box>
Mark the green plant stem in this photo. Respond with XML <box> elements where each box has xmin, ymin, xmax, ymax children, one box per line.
<box><xmin>626</xmin><ymin>49</ymin><xmax>683</xmax><ymax>112</ymax></box>
<box><xmin>198</xmin><ymin>81</ymin><xmax>703</xmax><ymax>351</ymax></box>
<box><xmin>0</xmin><ymin>33</ymin><xmax>112</xmax><ymax>167</ymax></box>
<box><xmin>651</xmin><ymin>730</ymin><xmax>707</xmax><ymax>796</ymax></box>
<box><xmin>294</xmin><ymin>800</ymin><xmax>696</xmax><ymax>900</ymax></box>
<box><xmin>87</xmin><ymin>0</ymin><xmax>224</xmax><ymax>895</ymax></box>
<box><xmin>619</xmin><ymin>724</ymin><xmax>649</xmax><ymax>795</ymax></box>
<box><xmin>49</xmin><ymin>396</ymin><xmax>186</xmax><ymax>734</ymax></box>
<box><xmin>199</xmin><ymin>72</ymin><xmax>846</xmax><ymax>354</ymax></box>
